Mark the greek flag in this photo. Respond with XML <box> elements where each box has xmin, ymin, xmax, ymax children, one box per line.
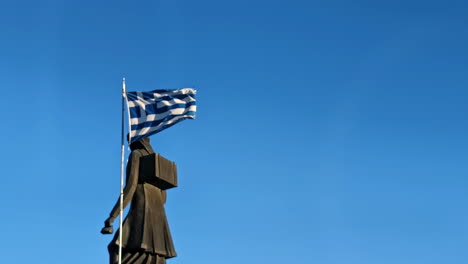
<box><xmin>126</xmin><ymin>88</ymin><xmax>196</xmax><ymax>143</ymax></box>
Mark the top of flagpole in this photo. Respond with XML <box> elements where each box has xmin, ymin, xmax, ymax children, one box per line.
<box><xmin>122</xmin><ymin>77</ymin><xmax>132</xmax><ymax>145</ymax></box>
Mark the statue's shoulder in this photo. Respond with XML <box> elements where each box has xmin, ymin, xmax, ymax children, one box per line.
<box><xmin>130</xmin><ymin>149</ymin><xmax>145</xmax><ymax>158</ymax></box>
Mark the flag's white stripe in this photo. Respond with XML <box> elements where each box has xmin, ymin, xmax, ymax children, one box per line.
<box><xmin>133</xmin><ymin>88</ymin><xmax>196</xmax><ymax>100</ymax></box>
<box><xmin>126</xmin><ymin>88</ymin><xmax>196</xmax><ymax>142</ymax></box>
<box><xmin>130</xmin><ymin>115</ymin><xmax>192</xmax><ymax>138</ymax></box>
<box><xmin>158</xmin><ymin>97</ymin><xmax>196</xmax><ymax>106</ymax></box>
<box><xmin>127</xmin><ymin>95</ymin><xmax>195</xmax><ymax>108</ymax></box>
<box><xmin>129</xmin><ymin>104</ymin><xmax>196</xmax><ymax>124</ymax></box>
<box><xmin>129</xmin><ymin>104</ymin><xmax>197</xmax><ymax>125</ymax></box>
<box><xmin>129</xmin><ymin>115</ymin><xmax>192</xmax><ymax>138</ymax></box>
<box><xmin>153</xmin><ymin>88</ymin><xmax>196</xmax><ymax>97</ymax></box>
<box><xmin>127</xmin><ymin>98</ymin><xmax>152</xmax><ymax>108</ymax></box>
<box><xmin>127</xmin><ymin>98</ymin><xmax>195</xmax><ymax>125</ymax></box>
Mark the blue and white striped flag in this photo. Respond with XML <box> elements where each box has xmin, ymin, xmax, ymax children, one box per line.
<box><xmin>126</xmin><ymin>88</ymin><xmax>196</xmax><ymax>143</ymax></box>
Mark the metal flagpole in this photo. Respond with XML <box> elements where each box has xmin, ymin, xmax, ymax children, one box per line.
<box><xmin>119</xmin><ymin>78</ymin><xmax>126</xmax><ymax>264</ymax></box>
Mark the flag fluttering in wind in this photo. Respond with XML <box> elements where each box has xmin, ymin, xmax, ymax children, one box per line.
<box><xmin>126</xmin><ymin>88</ymin><xmax>196</xmax><ymax>143</ymax></box>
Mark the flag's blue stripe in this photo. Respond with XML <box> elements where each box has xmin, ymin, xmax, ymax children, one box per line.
<box><xmin>154</xmin><ymin>95</ymin><xmax>195</xmax><ymax>102</ymax></box>
<box><xmin>126</xmin><ymin>91</ymin><xmax>195</xmax><ymax>102</ymax></box>
<box><xmin>145</xmin><ymin>101</ymin><xmax>196</xmax><ymax>116</ymax></box>
<box><xmin>130</xmin><ymin>116</ymin><xmax>195</xmax><ymax>143</ymax></box>
<box><xmin>127</xmin><ymin>94</ymin><xmax>195</xmax><ymax>103</ymax></box>
<box><xmin>126</xmin><ymin>89</ymin><xmax>196</xmax><ymax>143</ymax></box>
<box><xmin>129</xmin><ymin>105</ymin><xmax>141</xmax><ymax>118</ymax></box>
<box><xmin>128</xmin><ymin>101</ymin><xmax>196</xmax><ymax>118</ymax></box>
<box><xmin>130</xmin><ymin>112</ymin><xmax>196</xmax><ymax>131</ymax></box>
<box><xmin>126</xmin><ymin>92</ymin><xmax>139</xmax><ymax>101</ymax></box>
<box><xmin>131</xmin><ymin>111</ymin><xmax>196</xmax><ymax>131</ymax></box>
<box><xmin>127</xmin><ymin>90</ymin><xmax>178</xmax><ymax>99</ymax></box>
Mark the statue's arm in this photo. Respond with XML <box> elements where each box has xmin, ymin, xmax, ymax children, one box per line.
<box><xmin>162</xmin><ymin>190</ymin><xmax>167</xmax><ymax>204</ymax></box>
<box><xmin>107</xmin><ymin>150</ymin><xmax>141</xmax><ymax>223</ymax></box>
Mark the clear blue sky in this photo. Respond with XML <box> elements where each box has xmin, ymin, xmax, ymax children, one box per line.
<box><xmin>1</xmin><ymin>0</ymin><xmax>467</xmax><ymax>263</ymax></box>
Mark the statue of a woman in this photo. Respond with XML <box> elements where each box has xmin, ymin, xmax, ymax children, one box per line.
<box><xmin>101</xmin><ymin>137</ymin><xmax>177</xmax><ymax>264</ymax></box>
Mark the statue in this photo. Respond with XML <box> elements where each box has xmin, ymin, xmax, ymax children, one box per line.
<box><xmin>101</xmin><ymin>137</ymin><xmax>177</xmax><ymax>264</ymax></box>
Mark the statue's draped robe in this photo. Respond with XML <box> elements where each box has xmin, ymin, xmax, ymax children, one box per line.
<box><xmin>108</xmin><ymin>139</ymin><xmax>177</xmax><ymax>264</ymax></box>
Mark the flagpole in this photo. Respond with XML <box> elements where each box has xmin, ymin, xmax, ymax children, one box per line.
<box><xmin>119</xmin><ymin>78</ymin><xmax>126</xmax><ymax>264</ymax></box>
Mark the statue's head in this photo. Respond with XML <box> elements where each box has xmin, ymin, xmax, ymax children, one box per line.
<box><xmin>129</xmin><ymin>137</ymin><xmax>153</xmax><ymax>152</ymax></box>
